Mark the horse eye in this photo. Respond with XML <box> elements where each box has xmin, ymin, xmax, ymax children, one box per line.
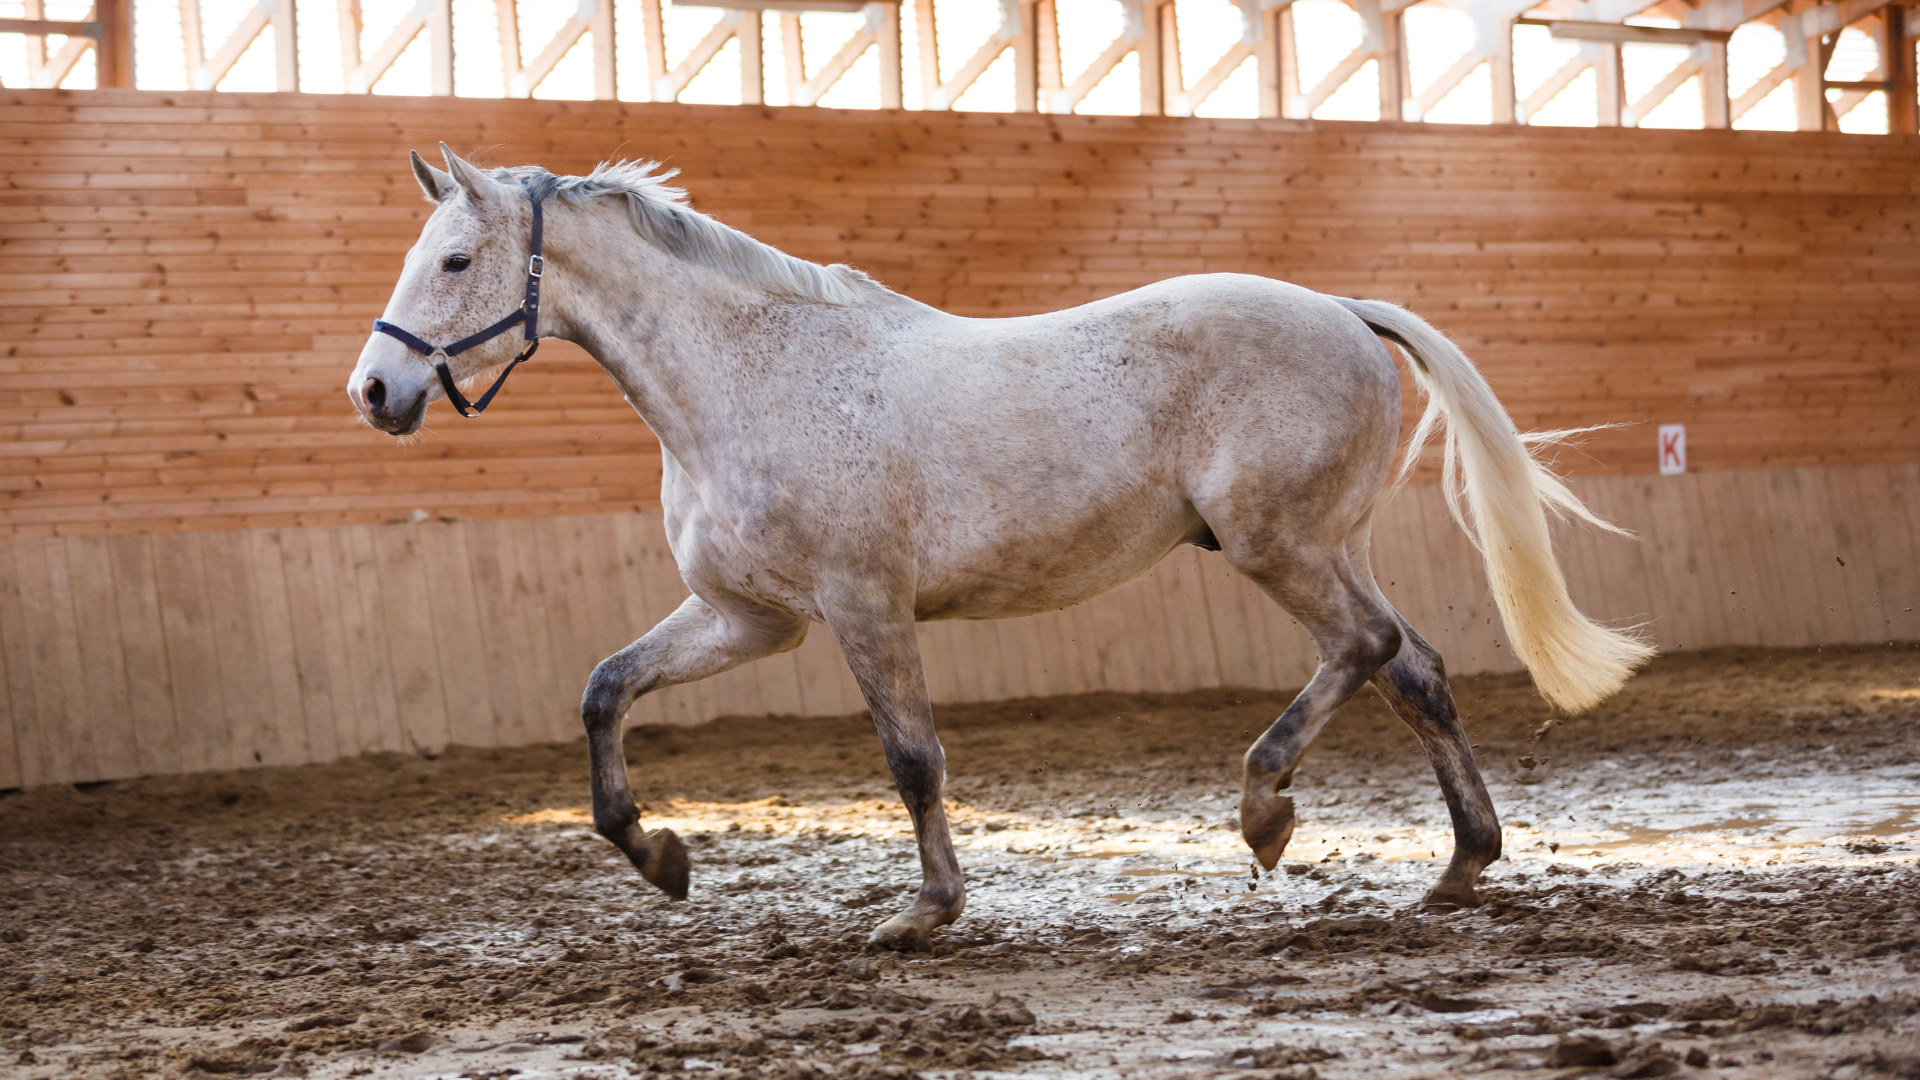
<box><xmin>442</xmin><ymin>254</ymin><xmax>471</xmax><ymax>272</ymax></box>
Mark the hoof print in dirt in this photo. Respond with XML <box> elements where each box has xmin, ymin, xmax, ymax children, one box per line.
<box><xmin>1550</xmin><ymin>1034</ymin><xmax>1621</xmax><ymax>1068</ymax></box>
<box><xmin>374</xmin><ymin>1031</ymin><xmax>438</xmax><ymax>1054</ymax></box>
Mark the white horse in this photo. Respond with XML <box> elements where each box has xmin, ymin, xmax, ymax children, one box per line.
<box><xmin>350</xmin><ymin>145</ymin><xmax>1649</xmax><ymax>948</ymax></box>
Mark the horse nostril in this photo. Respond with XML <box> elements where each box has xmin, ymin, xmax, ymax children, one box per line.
<box><xmin>364</xmin><ymin>377</ymin><xmax>387</xmax><ymax>413</ymax></box>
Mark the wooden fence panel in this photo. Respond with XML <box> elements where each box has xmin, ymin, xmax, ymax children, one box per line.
<box><xmin>0</xmin><ymin>462</ymin><xmax>1916</xmax><ymax>787</ymax></box>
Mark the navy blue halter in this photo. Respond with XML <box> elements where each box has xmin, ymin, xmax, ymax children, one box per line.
<box><xmin>371</xmin><ymin>178</ymin><xmax>548</xmax><ymax>418</ymax></box>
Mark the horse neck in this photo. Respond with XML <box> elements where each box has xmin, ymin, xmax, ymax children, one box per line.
<box><xmin>542</xmin><ymin>200</ymin><xmax>850</xmax><ymax>471</ymax></box>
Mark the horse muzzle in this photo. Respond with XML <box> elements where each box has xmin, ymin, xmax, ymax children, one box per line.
<box><xmin>349</xmin><ymin>352</ymin><xmax>433</xmax><ymax>436</ymax></box>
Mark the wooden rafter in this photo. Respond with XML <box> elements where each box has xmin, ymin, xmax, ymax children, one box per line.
<box><xmin>672</xmin><ymin>0</ymin><xmax>896</xmax><ymax>106</ymax></box>
<box><xmin>338</xmin><ymin>0</ymin><xmax>452</xmax><ymax>94</ymax></box>
<box><xmin>500</xmin><ymin>0</ymin><xmax>613</xmax><ymax>98</ymax></box>
<box><xmin>182</xmin><ymin>0</ymin><xmax>297</xmax><ymax>91</ymax></box>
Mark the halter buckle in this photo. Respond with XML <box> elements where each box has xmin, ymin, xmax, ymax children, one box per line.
<box><xmin>528</xmin><ymin>254</ymin><xmax>545</xmax><ymax>278</ymax></box>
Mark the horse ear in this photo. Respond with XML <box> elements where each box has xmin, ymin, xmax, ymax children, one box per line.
<box><xmin>411</xmin><ymin>150</ymin><xmax>453</xmax><ymax>203</ymax></box>
<box><xmin>440</xmin><ymin>142</ymin><xmax>500</xmax><ymax>204</ymax></box>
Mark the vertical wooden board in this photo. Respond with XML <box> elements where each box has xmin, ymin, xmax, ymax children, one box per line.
<box><xmin>1738</xmin><ymin>467</ymin><xmax>1810</xmax><ymax>647</ymax></box>
<box><xmin>36</xmin><ymin>540</ymin><xmax>99</xmax><ymax>783</ymax></box>
<box><xmin>1203</xmin><ymin>551</ymin><xmax>1258</xmax><ymax>689</ymax></box>
<box><xmin>1780</xmin><ymin>467</ymin><xmax>1847</xmax><ymax>644</ymax></box>
<box><xmin>1683</xmin><ymin>470</ymin><xmax>1746</xmax><ymax>648</ymax></box>
<box><xmin>466</xmin><ymin>518</ymin><xmax>538</xmax><ymax>745</ymax></box>
<box><xmin>200</xmin><ymin>530</ymin><xmax>279</xmax><ymax>771</ymax></box>
<box><xmin>1081</xmin><ymin>584</ymin><xmax>1135</xmax><ymax>693</ymax></box>
<box><xmin>243</xmin><ymin>531</ymin><xmax>314</xmax><ymax>767</ymax></box>
<box><xmin>272</xmin><ymin>529</ymin><xmax>342</xmax><ymax>765</ymax></box>
<box><xmin>1723</xmin><ymin>469</ymin><xmax>1786</xmax><ymax>646</ymax></box>
<box><xmin>1015</xmin><ymin>612</ymin><xmax>1060</xmax><ymax>699</ymax></box>
<box><xmin>1594</xmin><ymin>474</ymin><xmax>1668</xmax><ymax>635</ymax></box>
<box><xmin>1126</xmin><ymin>571</ymin><xmax>1179</xmax><ymax>693</ymax></box>
<box><xmin>1868</xmin><ymin>465</ymin><xmax>1920</xmax><ymax>643</ymax></box>
<box><xmin>64</xmin><ymin>537</ymin><xmax>140</xmax><ymax>780</ymax></box>
<box><xmin>1825</xmin><ymin>466</ymin><xmax>1890</xmax><ymax>642</ymax></box>
<box><xmin>798</xmin><ymin>621</ymin><xmax>860</xmax><ymax>716</ymax></box>
<box><xmin>0</xmin><ymin>544</ymin><xmax>20</xmax><ymax>789</ymax></box>
<box><xmin>369</xmin><ymin>526</ymin><xmax>454</xmax><ymax>754</ymax></box>
<box><xmin>150</xmin><ymin>532</ymin><xmax>230</xmax><ymax>776</ymax></box>
<box><xmin>1057</xmin><ymin>595</ymin><xmax>1107</xmax><ymax>695</ymax></box>
<box><xmin>0</xmin><ymin>542</ymin><xmax>48</xmax><ymax>788</ymax></box>
<box><xmin>571</xmin><ymin>517</ymin><xmax>629</xmax><ymax>674</ymax></box>
<box><xmin>542</xmin><ymin>517</ymin><xmax>607</xmax><ymax>707</ymax></box>
<box><xmin>289</xmin><ymin>527</ymin><xmax>360</xmax><ymax>760</ymax></box>
<box><xmin>915</xmin><ymin>620</ymin><xmax>961</xmax><ymax>705</ymax></box>
<box><xmin>1159</xmin><ymin>551</ymin><xmax>1222</xmax><ymax>690</ymax></box>
<box><xmin>1760</xmin><ymin>469</ymin><xmax>1823</xmax><ymax>647</ymax></box>
<box><xmin>1636</xmin><ymin>477</ymin><xmax>1707</xmax><ymax>652</ymax></box>
<box><xmin>420</xmin><ymin>522</ymin><xmax>499</xmax><ymax>749</ymax></box>
<box><xmin>1810</xmin><ymin>467</ymin><xmax>1880</xmax><ymax>643</ymax></box>
<box><xmin>518</xmin><ymin>518</ymin><xmax>579</xmax><ymax>742</ymax></box>
<box><xmin>340</xmin><ymin>526</ymin><xmax>406</xmax><ymax>754</ymax></box>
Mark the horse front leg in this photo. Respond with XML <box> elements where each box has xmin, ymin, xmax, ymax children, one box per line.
<box><xmin>822</xmin><ymin>596</ymin><xmax>964</xmax><ymax>950</ymax></box>
<box><xmin>582</xmin><ymin>593</ymin><xmax>807</xmax><ymax>901</ymax></box>
<box><xmin>1369</xmin><ymin>621</ymin><xmax>1502</xmax><ymax>910</ymax></box>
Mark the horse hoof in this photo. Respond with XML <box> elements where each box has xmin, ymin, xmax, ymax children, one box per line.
<box><xmin>866</xmin><ymin>921</ymin><xmax>932</xmax><ymax>953</ymax></box>
<box><xmin>1240</xmin><ymin>794</ymin><xmax>1297</xmax><ymax>872</ymax></box>
<box><xmin>635</xmin><ymin>828</ymin><xmax>690</xmax><ymax>901</ymax></box>
<box><xmin>1420</xmin><ymin>882</ymin><xmax>1482</xmax><ymax>911</ymax></box>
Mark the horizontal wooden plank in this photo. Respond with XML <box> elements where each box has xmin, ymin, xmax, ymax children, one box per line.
<box><xmin>0</xmin><ymin>88</ymin><xmax>1915</xmax><ymax>537</ymax></box>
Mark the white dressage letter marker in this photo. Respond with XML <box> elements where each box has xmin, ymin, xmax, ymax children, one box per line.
<box><xmin>1658</xmin><ymin>424</ymin><xmax>1686</xmax><ymax>475</ymax></box>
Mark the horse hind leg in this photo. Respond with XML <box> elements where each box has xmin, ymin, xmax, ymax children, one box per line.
<box><xmin>1370</xmin><ymin>619</ymin><xmax>1502</xmax><ymax>909</ymax></box>
<box><xmin>1231</xmin><ymin>549</ymin><xmax>1404</xmax><ymax>871</ymax></box>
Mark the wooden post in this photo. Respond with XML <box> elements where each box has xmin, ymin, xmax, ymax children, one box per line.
<box><xmin>1491</xmin><ymin>14</ymin><xmax>1516</xmax><ymax>123</ymax></box>
<box><xmin>1138</xmin><ymin>0</ymin><xmax>1165</xmax><ymax>115</ymax></box>
<box><xmin>1594</xmin><ymin>42</ymin><xmax>1623</xmax><ymax>125</ymax></box>
<box><xmin>1159</xmin><ymin>0</ymin><xmax>1181</xmax><ymax>112</ymax></box>
<box><xmin>337</xmin><ymin>0</ymin><xmax>362</xmax><ymax>80</ymax></box>
<box><xmin>1793</xmin><ymin>32</ymin><xmax>1834</xmax><ymax>130</ymax></box>
<box><xmin>877</xmin><ymin>0</ymin><xmax>902</xmax><ymax>108</ymax></box>
<box><xmin>782</xmin><ymin>13</ymin><xmax>804</xmax><ymax>99</ymax></box>
<box><xmin>1013</xmin><ymin>0</ymin><xmax>1038</xmax><ymax>111</ymax></box>
<box><xmin>737</xmin><ymin>9</ymin><xmax>761</xmax><ymax>104</ymax></box>
<box><xmin>642</xmin><ymin>0</ymin><xmax>666</xmax><ymax>100</ymax></box>
<box><xmin>23</xmin><ymin>0</ymin><xmax>45</xmax><ymax>85</ymax></box>
<box><xmin>1276</xmin><ymin>5</ymin><xmax>1301</xmax><ymax>117</ymax></box>
<box><xmin>591</xmin><ymin>0</ymin><xmax>616</xmax><ymax>99</ymax></box>
<box><xmin>181</xmin><ymin>0</ymin><xmax>205</xmax><ymax>74</ymax></box>
<box><xmin>1378</xmin><ymin>7</ymin><xmax>1406</xmax><ymax>121</ymax></box>
<box><xmin>498</xmin><ymin>0</ymin><xmax>523</xmax><ymax>95</ymax></box>
<box><xmin>96</xmin><ymin>0</ymin><xmax>135</xmax><ymax>87</ymax></box>
<box><xmin>1886</xmin><ymin>6</ymin><xmax>1917</xmax><ymax>133</ymax></box>
<box><xmin>1253</xmin><ymin>4</ymin><xmax>1281</xmax><ymax>118</ymax></box>
<box><xmin>272</xmin><ymin>0</ymin><xmax>299</xmax><ymax>91</ymax></box>
<box><xmin>1701</xmin><ymin>39</ymin><xmax>1730</xmax><ymax>128</ymax></box>
<box><xmin>1036</xmin><ymin>0</ymin><xmax>1060</xmax><ymax>106</ymax></box>
<box><xmin>429</xmin><ymin>0</ymin><xmax>454</xmax><ymax>95</ymax></box>
<box><xmin>914</xmin><ymin>0</ymin><xmax>939</xmax><ymax>106</ymax></box>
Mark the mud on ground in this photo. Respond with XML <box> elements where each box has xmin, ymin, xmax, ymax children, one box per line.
<box><xmin>2</xmin><ymin>644</ymin><xmax>1917</xmax><ymax>1080</ymax></box>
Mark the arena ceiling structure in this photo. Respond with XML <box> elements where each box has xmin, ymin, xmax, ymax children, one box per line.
<box><xmin>2</xmin><ymin>0</ymin><xmax>1914</xmax><ymax>132</ymax></box>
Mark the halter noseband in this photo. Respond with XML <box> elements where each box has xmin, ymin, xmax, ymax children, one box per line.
<box><xmin>371</xmin><ymin>178</ymin><xmax>548</xmax><ymax>418</ymax></box>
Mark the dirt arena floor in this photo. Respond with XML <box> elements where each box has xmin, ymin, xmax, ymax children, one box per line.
<box><xmin>2</xmin><ymin>644</ymin><xmax>1916</xmax><ymax>1080</ymax></box>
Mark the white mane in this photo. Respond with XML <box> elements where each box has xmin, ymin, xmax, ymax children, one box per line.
<box><xmin>510</xmin><ymin>160</ymin><xmax>879</xmax><ymax>307</ymax></box>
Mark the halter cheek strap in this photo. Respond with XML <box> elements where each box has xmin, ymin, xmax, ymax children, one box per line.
<box><xmin>370</xmin><ymin>178</ymin><xmax>548</xmax><ymax>418</ymax></box>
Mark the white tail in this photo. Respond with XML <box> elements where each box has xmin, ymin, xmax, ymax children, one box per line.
<box><xmin>1335</xmin><ymin>297</ymin><xmax>1652</xmax><ymax>713</ymax></box>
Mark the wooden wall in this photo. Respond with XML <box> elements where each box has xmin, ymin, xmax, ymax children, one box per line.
<box><xmin>2</xmin><ymin>461</ymin><xmax>1915</xmax><ymax>789</ymax></box>
<box><xmin>3</xmin><ymin>90</ymin><xmax>1916</xmax><ymax>786</ymax></box>
<box><xmin>3</xmin><ymin>89</ymin><xmax>1917</xmax><ymax>540</ymax></box>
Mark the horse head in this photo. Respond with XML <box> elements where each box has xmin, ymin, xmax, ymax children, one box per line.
<box><xmin>349</xmin><ymin>144</ymin><xmax>543</xmax><ymax>435</ymax></box>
